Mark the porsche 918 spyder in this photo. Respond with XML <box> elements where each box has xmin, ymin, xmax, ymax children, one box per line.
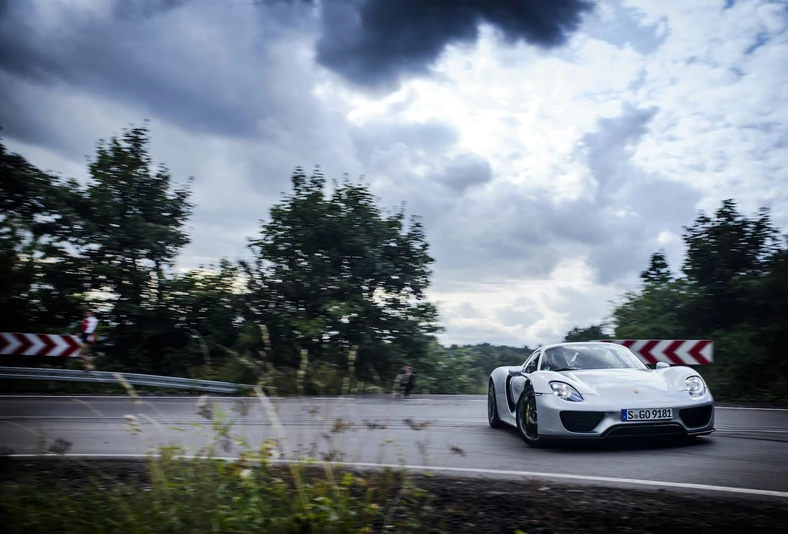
<box><xmin>487</xmin><ymin>341</ymin><xmax>715</xmax><ymax>446</ymax></box>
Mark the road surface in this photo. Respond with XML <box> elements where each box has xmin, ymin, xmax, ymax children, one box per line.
<box><xmin>2</xmin><ymin>394</ymin><xmax>787</xmax><ymax>496</ymax></box>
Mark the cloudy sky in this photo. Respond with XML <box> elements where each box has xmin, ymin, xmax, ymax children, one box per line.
<box><xmin>1</xmin><ymin>0</ymin><xmax>787</xmax><ymax>348</ymax></box>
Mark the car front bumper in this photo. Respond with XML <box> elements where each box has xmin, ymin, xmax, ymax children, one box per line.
<box><xmin>533</xmin><ymin>391</ymin><xmax>716</xmax><ymax>440</ymax></box>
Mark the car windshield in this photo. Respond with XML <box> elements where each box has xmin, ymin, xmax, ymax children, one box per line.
<box><xmin>541</xmin><ymin>344</ymin><xmax>647</xmax><ymax>371</ymax></box>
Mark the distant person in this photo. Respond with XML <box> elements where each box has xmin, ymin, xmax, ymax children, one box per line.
<box><xmin>77</xmin><ymin>310</ymin><xmax>98</xmax><ymax>371</ymax></box>
<box><xmin>393</xmin><ymin>362</ymin><xmax>415</xmax><ymax>398</ymax></box>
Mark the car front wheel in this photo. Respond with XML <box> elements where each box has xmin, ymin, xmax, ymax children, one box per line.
<box><xmin>516</xmin><ymin>386</ymin><xmax>544</xmax><ymax>447</ymax></box>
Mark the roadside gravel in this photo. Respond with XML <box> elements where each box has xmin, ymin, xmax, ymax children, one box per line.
<box><xmin>416</xmin><ymin>476</ymin><xmax>788</xmax><ymax>533</ymax></box>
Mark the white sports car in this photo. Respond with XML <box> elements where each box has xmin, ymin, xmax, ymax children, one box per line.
<box><xmin>487</xmin><ymin>341</ymin><xmax>715</xmax><ymax>446</ymax></box>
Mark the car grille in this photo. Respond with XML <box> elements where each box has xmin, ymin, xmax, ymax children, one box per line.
<box><xmin>560</xmin><ymin>411</ymin><xmax>605</xmax><ymax>433</ymax></box>
<box><xmin>679</xmin><ymin>405</ymin><xmax>713</xmax><ymax>428</ymax></box>
<box><xmin>603</xmin><ymin>423</ymin><xmax>686</xmax><ymax>438</ymax></box>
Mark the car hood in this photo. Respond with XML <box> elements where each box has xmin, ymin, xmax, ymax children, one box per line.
<box><xmin>545</xmin><ymin>368</ymin><xmax>684</xmax><ymax>397</ymax></box>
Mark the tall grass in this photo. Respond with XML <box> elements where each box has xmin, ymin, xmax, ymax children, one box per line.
<box><xmin>0</xmin><ymin>331</ymin><xmax>446</xmax><ymax>533</ymax></box>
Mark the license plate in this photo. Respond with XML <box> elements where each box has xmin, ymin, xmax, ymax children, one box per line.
<box><xmin>621</xmin><ymin>408</ymin><xmax>673</xmax><ymax>421</ymax></box>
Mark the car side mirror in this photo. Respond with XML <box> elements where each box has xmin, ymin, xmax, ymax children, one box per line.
<box><xmin>508</xmin><ymin>366</ymin><xmax>525</xmax><ymax>377</ymax></box>
<box><xmin>655</xmin><ymin>362</ymin><xmax>669</xmax><ymax>369</ymax></box>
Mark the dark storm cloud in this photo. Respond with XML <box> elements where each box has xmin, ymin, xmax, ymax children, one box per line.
<box><xmin>314</xmin><ymin>0</ymin><xmax>597</xmax><ymax>89</ymax></box>
<box><xmin>0</xmin><ymin>1</ymin><xmax>192</xmax><ymax>81</ymax></box>
<box><xmin>0</xmin><ymin>72</ymin><xmax>64</xmax><ymax>149</ymax></box>
<box><xmin>0</xmin><ymin>0</ymin><xmax>320</xmax><ymax>149</ymax></box>
<box><xmin>112</xmin><ymin>0</ymin><xmax>191</xmax><ymax>19</ymax></box>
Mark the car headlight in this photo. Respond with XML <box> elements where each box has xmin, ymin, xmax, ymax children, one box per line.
<box><xmin>549</xmin><ymin>381</ymin><xmax>584</xmax><ymax>402</ymax></box>
<box><xmin>686</xmin><ymin>376</ymin><xmax>706</xmax><ymax>398</ymax></box>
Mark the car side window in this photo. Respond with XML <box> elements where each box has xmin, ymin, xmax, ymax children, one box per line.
<box><xmin>521</xmin><ymin>352</ymin><xmax>536</xmax><ymax>371</ymax></box>
<box><xmin>524</xmin><ymin>351</ymin><xmax>540</xmax><ymax>374</ymax></box>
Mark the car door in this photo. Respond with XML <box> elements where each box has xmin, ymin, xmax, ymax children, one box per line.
<box><xmin>509</xmin><ymin>349</ymin><xmax>541</xmax><ymax>408</ymax></box>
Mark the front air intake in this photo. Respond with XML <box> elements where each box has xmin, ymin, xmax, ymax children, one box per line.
<box><xmin>560</xmin><ymin>411</ymin><xmax>605</xmax><ymax>433</ymax></box>
<box><xmin>679</xmin><ymin>405</ymin><xmax>713</xmax><ymax>428</ymax></box>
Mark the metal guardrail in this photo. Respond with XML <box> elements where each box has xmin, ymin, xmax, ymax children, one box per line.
<box><xmin>0</xmin><ymin>366</ymin><xmax>256</xmax><ymax>394</ymax></box>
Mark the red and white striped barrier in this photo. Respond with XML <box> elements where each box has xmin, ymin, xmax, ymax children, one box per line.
<box><xmin>599</xmin><ymin>339</ymin><xmax>713</xmax><ymax>365</ymax></box>
<box><xmin>0</xmin><ymin>333</ymin><xmax>83</xmax><ymax>358</ymax></box>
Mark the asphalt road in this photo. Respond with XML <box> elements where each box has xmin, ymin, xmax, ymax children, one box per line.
<box><xmin>2</xmin><ymin>394</ymin><xmax>788</xmax><ymax>496</ymax></box>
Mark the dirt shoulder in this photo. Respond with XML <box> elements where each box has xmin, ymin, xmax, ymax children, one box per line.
<box><xmin>2</xmin><ymin>458</ymin><xmax>787</xmax><ymax>533</ymax></box>
<box><xmin>415</xmin><ymin>475</ymin><xmax>788</xmax><ymax>533</ymax></box>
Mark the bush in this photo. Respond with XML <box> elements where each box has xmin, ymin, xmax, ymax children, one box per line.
<box><xmin>0</xmin><ymin>454</ymin><xmax>439</xmax><ymax>533</ymax></box>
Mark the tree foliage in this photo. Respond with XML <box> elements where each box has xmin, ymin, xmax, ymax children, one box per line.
<box><xmin>241</xmin><ymin>168</ymin><xmax>440</xmax><ymax>381</ymax></box>
<box><xmin>0</xmin><ymin>129</ymin><xmax>453</xmax><ymax>388</ymax></box>
<box><xmin>79</xmin><ymin>125</ymin><xmax>193</xmax><ymax>306</ymax></box>
<box><xmin>74</xmin><ymin>124</ymin><xmax>195</xmax><ymax>372</ymax></box>
<box><xmin>0</xmin><ymin>141</ymin><xmax>86</xmax><ymax>332</ymax></box>
<box><xmin>3</xmin><ymin>123</ymin><xmax>787</xmax><ymax>400</ymax></box>
<box><xmin>563</xmin><ymin>325</ymin><xmax>610</xmax><ymax>342</ymax></box>
<box><xmin>640</xmin><ymin>250</ymin><xmax>671</xmax><ymax>285</ymax></box>
<box><xmin>605</xmin><ymin>200</ymin><xmax>788</xmax><ymax>399</ymax></box>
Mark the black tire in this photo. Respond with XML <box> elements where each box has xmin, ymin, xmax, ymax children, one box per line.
<box><xmin>516</xmin><ymin>386</ymin><xmax>544</xmax><ymax>447</ymax></box>
<box><xmin>487</xmin><ymin>380</ymin><xmax>503</xmax><ymax>428</ymax></box>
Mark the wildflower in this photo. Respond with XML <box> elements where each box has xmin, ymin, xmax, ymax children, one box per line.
<box><xmin>196</xmin><ymin>395</ymin><xmax>213</xmax><ymax>420</ymax></box>
<box><xmin>261</xmin><ymin>440</ymin><xmax>280</xmax><ymax>458</ymax></box>
<box><xmin>124</xmin><ymin>414</ymin><xmax>141</xmax><ymax>436</ymax></box>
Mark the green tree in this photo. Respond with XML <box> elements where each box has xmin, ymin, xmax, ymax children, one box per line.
<box><xmin>681</xmin><ymin>199</ymin><xmax>779</xmax><ymax>332</ymax></box>
<box><xmin>640</xmin><ymin>251</ymin><xmax>671</xmax><ymax>285</ymax></box>
<box><xmin>611</xmin><ymin>279</ymin><xmax>693</xmax><ymax>339</ymax></box>
<box><xmin>444</xmin><ymin>343</ymin><xmax>532</xmax><ymax>380</ymax></box>
<box><xmin>564</xmin><ymin>325</ymin><xmax>610</xmax><ymax>342</ymax></box>
<box><xmin>612</xmin><ymin>249</ymin><xmax>694</xmax><ymax>338</ymax></box>
<box><xmin>682</xmin><ymin>199</ymin><xmax>779</xmax><ymax>282</ymax></box>
<box><xmin>416</xmin><ymin>341</ymin><xmax>485</xmax><ymax>394</ymax></box>
<box><xmin>609</xmin><ymin>199</ymin><xmax>788</xmax><ymax>399</ymax></box>
<box><xmin>162</xmin><ymin>258</ymin><xmax>244</xmax><ymax>376</ymax></box>
<box><xmin>749</xmin><ymin>241</ymin><xmax>788</xmax><ymax>395</ymax></box>
<box><xmin>0</xmin><ymin>140</ymin><xmax>86</xmax><ymax>332</ymax></box>
<box><xmin>242</xmin><ymin>167</ymin><xmax>441</xmax><ymax>381</ymax></box>
<box><xmin>74</xmin><ymin>123</ymin><xmax>194</xmax><ymax>372</ymax></box>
